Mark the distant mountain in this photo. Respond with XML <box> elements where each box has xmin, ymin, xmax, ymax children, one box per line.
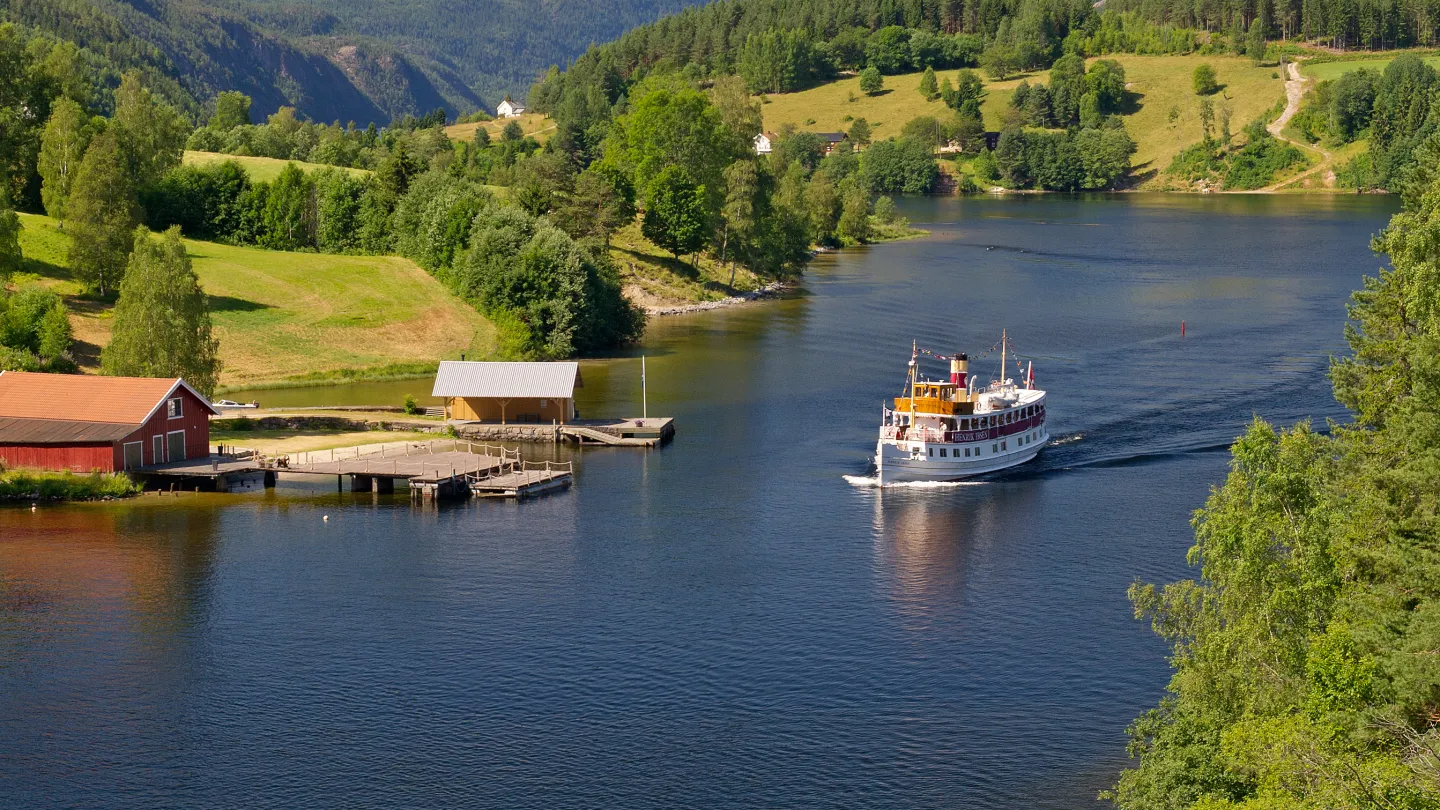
<box><xmin>2</xmin><ymin>0</ymin><xmax>484</xmax><ymax>125</ymax></box>
<box><xmin>207</xmin><ymin>0</ymin><xmax>707</xmax><ymax>105</ymax></box>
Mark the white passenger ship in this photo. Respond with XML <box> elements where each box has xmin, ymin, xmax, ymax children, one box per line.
<box><xmin>876</xmin><ymin>332</ymin><xmax>1048</xmax><ymax>485</ymax></box>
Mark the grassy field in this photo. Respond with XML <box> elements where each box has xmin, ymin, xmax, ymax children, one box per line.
<box><xmin>1301</xmin><ymin>52</ymin><xmax>1440</xmax><ymax>82</ymax></box>
<box><xmin>608</xmin><ymin>223</ymin><xmax>770</xmax><ymax>308</ymax></box>
<box><xmin>208</xmin><ymin>428</ymin><xmax>436</xmax><ymax>454</ymax></box>
<box><xmin>761</xmin><ymin>55</ymin><xmax>1286</xmax><ymax>188</ymax></box>
<box><xmin>443</xmin><ymin>112</ymin><xmax>556</xmax><ymax>145</ymax></box>
<box><xmin>183</xmin><ymin>151</ymin><xmax>372</xmax><ymax>183</ymax></box>
<box><xmin>13</xmin><ymin>213</ymin><xmax>496</xmax><ymax>387</ymax></box>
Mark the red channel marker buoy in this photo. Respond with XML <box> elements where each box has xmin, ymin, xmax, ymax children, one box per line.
<box><xmin>1181</xmin><ymin>320</ymin><xmax>1186</xmax><ymax>337</ymax></box>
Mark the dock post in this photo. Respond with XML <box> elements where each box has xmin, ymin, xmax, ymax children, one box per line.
<box><xmin>264</xmin><ymin>470</ymin><xmax>276</xmax><ymax>488</ymax></box>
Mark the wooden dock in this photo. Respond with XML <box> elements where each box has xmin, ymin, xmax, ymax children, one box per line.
<box><xmin>468</xmin><ymin>461</ymin><xmax>573</xmax><ymax>499</ymax></box>
<box><xmin>560</xmin><ymin>418</ymin><xmax>674</xmax><ymax>446</ymax></box>
<box><xmin>136</xmin><ymin>440</ymin><xmax>523</xmax><ymax>500</ymax></box>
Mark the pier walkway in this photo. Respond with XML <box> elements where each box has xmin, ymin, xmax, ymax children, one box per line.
<box><xmin>137</xmin><ymin>440</ymin><xmax>522</xmax><ymax>499</ymax></box>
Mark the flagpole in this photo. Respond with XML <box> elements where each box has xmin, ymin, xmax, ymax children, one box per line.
<box><xmin>641</xmin><ymin>355</ymin><xmax>647</xmax><ymax>420</ymax></box>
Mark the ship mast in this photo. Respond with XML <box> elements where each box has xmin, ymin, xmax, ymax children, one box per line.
<box><xmin>1000</xmin><ymin>328</ymin><xmax>1007</xmax><ymax>390</ymax></box>
<box><xmin>909</xmin><ymin>339</ymin><xmax>918</xmax><ymax>426</ymax></box>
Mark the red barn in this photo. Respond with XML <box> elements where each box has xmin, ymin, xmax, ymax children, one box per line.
<box><xmin>0</xmin><ymin>372</ymin><xmax>219</xmax><ymax>473</ymax></box>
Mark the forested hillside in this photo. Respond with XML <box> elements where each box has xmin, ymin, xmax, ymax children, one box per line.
<box><xmin>212</xmin><ymin>0</ymin><xmax>705</xmax><ymax>106</ymax></box>
<box><xmin>0</xmin><ymin>0</ymin><xmax>476</xmax><ymax>125</ymax></box>
<box><xmin>529</xmin><ymin>0</ymin><xmax>1440</xmax><ymax>99</ymax></box>
<box><xmin>1109</xmin><ymin>143</ymin><xmax>1440</xmax><ymax>807</ymax></box>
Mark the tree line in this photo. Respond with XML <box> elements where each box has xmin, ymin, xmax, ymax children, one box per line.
<box><xmin>1109</xmin><ymin>134</ymin><xmax>1440</xmax><ymax>809</ymax></box>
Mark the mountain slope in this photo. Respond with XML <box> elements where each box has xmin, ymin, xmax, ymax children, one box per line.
<box><xmin>210</xmin><ymin>0</ymin><xmax>706</xmax><ymax>103</ymax></box>
<box><xmin>2</xmin><ymin>0</ymin><xmax>474</xmax><ymax>124</ymax></box>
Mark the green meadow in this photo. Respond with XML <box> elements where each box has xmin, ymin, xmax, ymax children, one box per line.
<box><xmin>12</xmin><ymin>213</ymin><xmax>496</xmax><ymax>388</ymax></box>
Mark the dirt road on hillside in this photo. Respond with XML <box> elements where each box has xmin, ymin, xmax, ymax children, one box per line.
<box><xmin>1257</xmin><ymin>61</ymin><xmax>1334</xmax><ymax>191</ymax></box>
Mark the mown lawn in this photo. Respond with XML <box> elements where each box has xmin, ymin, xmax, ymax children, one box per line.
<box><xmin>1301</xmin><ymin>52</ymin><xmax>1440</xmax><ymax>82</ymax></box>
<box><xmin>182</xmin><ymin>150</ymin><xmax>372</xmax><ymax>183</ymax></box>
<box><xmin>760</xmin><ymin>54</ymin><xmax>1286</xmax><ymax>188</ymax></box>
<box><xmin>13</xmin><ymin>213</ymin><xmax>497</xmax><ymax>387</ymax></box>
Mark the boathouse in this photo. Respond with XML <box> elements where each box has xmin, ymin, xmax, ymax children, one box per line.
<box><xmin>0</xmin><ymin>372</ymin><xmax>219</xmax><ymax>472</ymax></box>
<box><xmin>432</xmin><ymin>361</ymin><xmax>580</xmax><ymax>424</ymax></box>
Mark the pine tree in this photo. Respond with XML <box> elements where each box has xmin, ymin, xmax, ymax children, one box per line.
<box><xmin>102</xmin><ymin>226</ymin><xmax>221</xmax><ymax>396</ymax></box>
<box><xmin>38</xmin><ymin>98</ymin><xmax>90</xmax><ymax>227</ymax></box>
<box><xmin>67</xmin><ymin>131</ymin><xmax>141</xmax><ymax>297</ymax></box>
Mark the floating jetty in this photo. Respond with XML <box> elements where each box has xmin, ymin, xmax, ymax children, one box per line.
<box><xmin>467</xmin><ymin>460</ymin><xmax>573</xmax><ymax>499</ymax></box>
<box><xmin>134</xmin><ymin>440</ymin><xmax>571</xmax><ymax>501</ymax></box>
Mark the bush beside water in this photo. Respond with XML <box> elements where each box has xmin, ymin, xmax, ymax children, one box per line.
<box><xmin>0</xmin><ymin>467</ymin><xmax>140</xmax><ymax>500</ymax></box>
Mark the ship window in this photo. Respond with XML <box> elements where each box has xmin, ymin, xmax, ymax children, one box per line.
<box><xmin>963</xmin><ymin>448</ymin><xmax>969</xmax><ymax>457</ymax></box>
<box><xmin>939</xmin><ymin>448</ymin><xmax>947</xmax><ymax>457</ymax></box>
<box><xmin>992</xmin><ymin>444</ymin><xmax>998</xmax><ymax>452</ymax></box>
<box><xmin>1002</xmin><ymin>441</ymin><xmax>1007</xmax><ymax>450</ymax></box>
<box><xmin>928</xmin><ymin>448</ymin><xmax>933</xmax><ymax>457</ymax></box>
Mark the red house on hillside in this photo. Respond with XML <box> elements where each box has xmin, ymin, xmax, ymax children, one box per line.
<box><xmin>0</xmin><ymin>372</ymin><xmax>218</xmax><ymax>473</ymax></box>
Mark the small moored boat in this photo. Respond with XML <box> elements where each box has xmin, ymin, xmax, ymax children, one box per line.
<box><xmin>875</xmin><ymin>331</ymin><xmax>1048</xmax><ymax>485</ymax></box>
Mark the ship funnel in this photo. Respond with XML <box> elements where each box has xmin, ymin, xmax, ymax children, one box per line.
<box><xmin>950</xmin><ymin>353</ymin><xmax>969</xmax><ymax>388</ymax></box>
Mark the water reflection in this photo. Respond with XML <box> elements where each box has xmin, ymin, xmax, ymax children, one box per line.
<box><xmin>870</xmin><ymin>481</ymin><xmax>1045</xmax><ymax>625</ymax></box>
<box><xmin>0</xmin><ymin>505</ymin><xmax>220</xmax><ymax>646</ymax></box>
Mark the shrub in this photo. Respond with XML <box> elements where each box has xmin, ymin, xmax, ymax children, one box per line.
<box><xmin>1192</xmin><ymin>63</ymin><xmax>1219</xmax><ymax>95</ymax></box>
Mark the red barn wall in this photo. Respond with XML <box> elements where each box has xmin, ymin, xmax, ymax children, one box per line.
<box><xmin>0</xmin><ymin>443</ymin><xmax>116</xmax><ymax>473</ymax></box>
<box><xmin>119</xmin><ymin>387</ymin><xmax>213</xmax><ymax>467</ymax></box>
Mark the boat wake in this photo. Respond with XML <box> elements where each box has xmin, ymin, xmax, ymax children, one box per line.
<box><xmin>1049</xmin><ymin>432</ymin><xmax>1083</xmax><ymax>446</ymax></box>
<box><xmin>842</xmin><ymin>474</ymin><xmax>986</xmax><ymax>489</ymax></box>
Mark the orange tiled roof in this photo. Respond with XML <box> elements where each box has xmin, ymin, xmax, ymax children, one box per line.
<box><xmin>0</xmin><ymin>372</ymin><xmax>206</xmax><ymax>425</ymax></box>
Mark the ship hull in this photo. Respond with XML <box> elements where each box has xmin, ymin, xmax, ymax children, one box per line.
<box><xmin>875</xmin><ymin>437</ymin><xmax>1047</xmax><ymax>485</ymax></box>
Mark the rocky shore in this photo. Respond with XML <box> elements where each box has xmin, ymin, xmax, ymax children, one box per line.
<box><xmin>645</xmin><ymin>281</ymin><xmax>790</xmax><ymax>316</ymax></box>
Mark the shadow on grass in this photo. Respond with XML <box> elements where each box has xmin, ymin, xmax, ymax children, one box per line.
<box><xmin>1119</xmin><ymin>89</ymin><xmax>1145</xmax><ymax>116</ymax></box>
<box><xmin>1126</xmin><ymin>162</ymin><xmax>1160</xmax><ymax>188</ymax></box>
<box><xmin>614</xmin><ymin>247</ymin><xmax>701</xmax><ymax>281</ymax></box>
<box><xmin>207</xmin><ymin>295</ymin><xmax>272</xmax><ymax>313</ymax></box>
<box><xmin>21</xmin><ymin>256</ymin><xmax>72</xmax><ymax>284</ymax></box>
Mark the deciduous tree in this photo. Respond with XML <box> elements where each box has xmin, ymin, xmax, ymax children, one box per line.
<box><xmin>38</xmin><ymin>98</ymin><xmax>90</xmax><ymax>227</ymax></box>
<box><xmin>1192</xmin><ymin>63</ymin><xmax>1219</xmax><ymax>96</ymax></box>
<box><xmin>67</xmin><ymin>131</ymin><xmax>140</xmax><ymax>297</ymax></box>
<box><xmin>859</xmin><ymin>67</ymin><xmax>884</xmax><ymax>95</ymax></box>
<box><xmin>918</xmin><ymin>66</ymin><xmax>939</xmax><ymax>101</ymax></box>
<box><xmin>642</xmin><ymin>165</ymin><xmax>709</xmax><ymax>263</ymax></box>
<box><xmin>210</xmin><ymin>91</ymin><xmax>252</xmax><ymax>130</ymax></box>
<box><xmin>102</xmin><ymin>226</ymin><xmax>221</xmax><ymax>396</ymax></box>
<box><xmin>112</xmin><ymin>71</ymin><xmax>187</xmax><ymax>188</ymax></box>
<box><xmin>0</xmin><ymin>207</ymin><xmax>20</xmax><ymax>281</ymax></box>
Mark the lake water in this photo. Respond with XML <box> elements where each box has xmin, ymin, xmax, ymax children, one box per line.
<box><xmin>0</xmin><ymin>194</ymin><xmax>1397</xmax><ymax>808</ymax></box>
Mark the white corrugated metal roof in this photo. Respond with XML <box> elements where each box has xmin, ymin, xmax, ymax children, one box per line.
<box><xmin>431</xmin><ymin>361</ymin><xmax>581</xmax><ymax>399</ymax></box>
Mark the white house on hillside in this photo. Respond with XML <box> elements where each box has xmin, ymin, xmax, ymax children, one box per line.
<box><xmin>753</xmin><ymin>131</ymin><xmax>777</xmax><ymax>154</ymax></box>
<box><xmin>497</xmin><ymin>97</ymin><xmax>526</xmax><ymax>118</ymax></box>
